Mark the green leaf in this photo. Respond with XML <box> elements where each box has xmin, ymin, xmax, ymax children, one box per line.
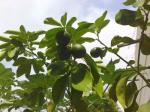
<box><xmin>125</xmin><ymin>81</ymin><xmax>137</xmax><ymax>107</ymax></box>
<box><xmin>26</xmin><ymin>74</ymin><xmax>57</xmax><ymax>88</ymax></box>
<box><xmin>52</xmin><ymin>75</ymin><xmax>68</xmax><ymax>104</ymax></box>
<box><xmin>147</xmin><ymin>20</ymin><xmax>150</xmax><ymax>26</ymax></box>
<box><xmin>32</xmin><ymin>59</ymin><xmax>44</xmax><ymax>73</ymax></box>
<box><xmin>61</xmin><ymin>13</ymin><xmax>67</xmax><ymax>26</ymax></box>
<box><xmin>115</xmin><ymin>9</ymin><xmax>136</xmax><ymax>26</ymax></box>
<box><xmin>73</xmin><ymin>22</ymin><xmax>95</xmax><ymax>40</ymax></box>
<box><xmin>66</xmin><ymin>17</ymin><xmax>77</xmax><ymax>26</ymax></box>
<box><xmin>13</xmin><ymin>57</ymin><xmax>27</xmax><ymax>66</ymax></box>
<box><xmin>72</xmin><ymin>70</ymin><xmax>93</xmax><ymax>92</ymax></box>
<box><xmin>44</xmin><ymin>17</ymin><xmax>61</xmax><ymax>26</ymax></box>
<box><xmin>46</xmin><ymin>28</ymin><xmax>63</xmax><ymax>39</ymax></box>
<box><xmin>5</xmin><ymin>30</ymin><xmax>20</xmax><ymax>35</ymax></box>
<box><xmin>8</xmin><ymin>48</ymin><xmax>18</xmax><ymax>58</ymax></box>
<box><xmin>141</xmin><ymin>34</ymin><xmax>150</xmax><ymax>55</ymax></box>
<box><xmin>95</xmin><ymin>11</ymin><xmax>109</xmax><ymax>33</ymax></box>
<box><xmin>0</xmin><ymin>43</ymin><xmax>10</xmax><ymax>49</ymax></box>
<box><xmin>123</xmin><ymin>0</ymin><xmax>136</xmax><ymax>6</ymax></box>
<box><xmin>133</xmin><ymin>0</ymin><xmax>146</xmax><ymax>7</ymax></box>
<box><xmin>71</xmin><ymin>88</ymin><xmax>88</xmax><ymax>112</ymax></box>
<box><xmin>111</xmin><ymin>36</ymin><xmax>135</xmax><ymax>46</ymax></box>
<box><xmin>116</xmin><ymin>76</ymin><xmax>129</xmax><ymax>108</ymax></box>
<box><xmin>109</xmin><ymin>85</ymin><xmax>118</xmax><ymax>102</ymax></box>
<box><xmin>108</xmin><ymin>48</ymin><xmax>119</xmax><ymax>54</ymax></box>
<box><xmin>138</xmin><ymin>101</ymin><xmax>150</xmax><ymax>112</ymax></box>
<box><xmin>0</xmin><ymin>50</ymin><xmax>6</xmax><ymax>61</ymax></box>
<box><xmin>16</xmin><ymin>58</ymin><xmax>32</xmax><ymax>77</ymax></box>
<box><xmin>49</xmin><ymin>61</ymin><xmax>69</xmax><ymax>76</ymax></box>
<box><xmin>0</xmin><ymin>36</ymin><xmax>10</xmax><ymax>42</ymax></box>
<box><xmin>20</xmin><ymin>25</ymin><xmax>26</xmax><ymax>33</ymax></box>
<box><xmin>93</xmin><ymin>79</ymin><xmax>103</xmax><ymax>97</ymax></box>
<box><xmin>84</xmin><ymin>54</ymin><xmax>100</xmax><ymax>84</ymax></box>
<box><xmin>0</xmin><ymin>63</ymin><xmax>15</xmax><ymax>87</ymax></box>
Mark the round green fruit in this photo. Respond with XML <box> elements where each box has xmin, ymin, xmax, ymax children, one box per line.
<box><xmin>71</xmin><ymin>44</ymin><xmax>86</xmax><ymax>58</ymax></box>
<box><xmin>56</xmin><ymin>31</ymin><xmax>71</xmax><ymax>46</ymax></box>
<box><xmin>90</xmin><ymin>47</ymin><xmax>102</xmax><ymax>58</ymax></box>
<box><xmin>57</xmin><ymin>46</ymin><xmax>71</xmax><ymax>60</ymax></box>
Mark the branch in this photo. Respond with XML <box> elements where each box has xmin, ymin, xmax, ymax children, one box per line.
<box><xmin>117</xmin><ymin>39</ymin><xmax>140</xmax><ymax>48</ymax></box>
<box><xmin>137</xmin><ymin>10</ymin><xmax>150</xmax><ymax>75</ymax></box>
<box><xmin>96</xmin><ymin>34</ymin><xmax>150</xmax><ymax>86</ymax></box>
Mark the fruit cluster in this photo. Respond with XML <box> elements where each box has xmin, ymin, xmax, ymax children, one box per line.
<box><xmin>55</xmin><ymin>31</ymin><xmax>86</xmax><ymax>60</ymax></box>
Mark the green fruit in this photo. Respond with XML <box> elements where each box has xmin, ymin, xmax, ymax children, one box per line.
<box><xmin>57</xmin><ymin>46</ymin><xmax>71</xmax><ymax>60</ymax></box>
<box><xmin>90</xmin><ymin>47</ymin><xmax>102</xmax><ymax>58</ymax></box>
<box><xmin>11</xmin><ymin>39</ymin><xmax>23</xmax><ymax>47</ymax></box>
<box><xmin>71</xmin><ymin>44</ymin><xmax>86</xmax><ymax>58</ymax></box>
<box><xmin>56</xmin><ymin>31</ymin><xmax>71</xmax><ymax>46</ymax></box>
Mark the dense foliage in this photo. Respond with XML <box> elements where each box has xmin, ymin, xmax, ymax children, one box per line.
<box><xmin>0</xmin><ymin>0</ymin><xmax>150</xmax><ymax>112</ymax></box>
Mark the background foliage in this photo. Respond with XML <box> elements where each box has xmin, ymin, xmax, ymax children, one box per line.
<box><xmin>0</xmin><ymin>0</ymin><xmax>150</xmax><ymax>112</ymax></box>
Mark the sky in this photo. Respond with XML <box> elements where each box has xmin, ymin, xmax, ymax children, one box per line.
<box><xmin>0</xmin><ymin>0</ymin><xmax>137</xmax><ymax>67</ymax></box>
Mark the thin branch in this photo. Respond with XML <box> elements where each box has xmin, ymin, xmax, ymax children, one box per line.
<box><xmin>117</xmin><ymin>39</ymin><xmax>140</xmax><ymax>48</ymax></box>
<box><xmin>96</xmin><ymin>34</ymin><xmax>150</xmax><ymax>86</ymax></box>
<box><xmin>137</xmin><ymin>10</ymin><xmax>150</xmax><ymax>75</ymax></box>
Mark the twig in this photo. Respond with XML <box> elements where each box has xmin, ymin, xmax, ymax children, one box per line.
<box><xmin>96</xmin><ymin>34</ymin><xmax>150</xmax><ymax>86</ymax></box>
<box><xmin>117</xmin><ymin>39</ymin><xmax>140</xmax><ymax>48</ymax></box>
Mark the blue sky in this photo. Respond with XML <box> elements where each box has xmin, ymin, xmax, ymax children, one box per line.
<box><xmin>0</xmin><ymin>0</ymin><xmax>136</xmax><ymax>68</ymax></box>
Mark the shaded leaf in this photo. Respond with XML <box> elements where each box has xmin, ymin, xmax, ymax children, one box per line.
<box><xmin>52</xmin><ymin>75</ymin><xmax>68</xmax><ymax>104</ymax></box>
<box><xmin>141</xmin><ymin>34</ymin><xmax>150</xmax><ymax>55</ymax></box>
<box><xmin>61</xmin><ymin>13</ymin><xmax>67</xmax><ymax>26</ymax></box>
<box><xmin>44</xmin><ymin>18</ymin><xmax>61</xmax><ymax>26</ymax></box>
<box><xmin>111</xmin><ymin>35</ymin><xmax>135</xmax><ymax>46</ymax></box>
<box><xmin>84</xmin><ymin>54</ymin><xmax>100</xmax><ymax>84</ymax></box>
<box><xmin>123</xmin><ymin>0</ymin><xmax>136</xmax><ymax>6</ymax></box>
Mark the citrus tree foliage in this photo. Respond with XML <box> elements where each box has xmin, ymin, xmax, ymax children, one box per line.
<box><xmin>0</xmin><ymin>0</ymin><xmax>150</xmax><ymax>112</ymax></box>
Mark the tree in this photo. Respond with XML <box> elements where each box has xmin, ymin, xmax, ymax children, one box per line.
<box><xmin>0</xmin><ymin>0</ymin><xmax>150</xmax><ymax>112</ymax></box>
